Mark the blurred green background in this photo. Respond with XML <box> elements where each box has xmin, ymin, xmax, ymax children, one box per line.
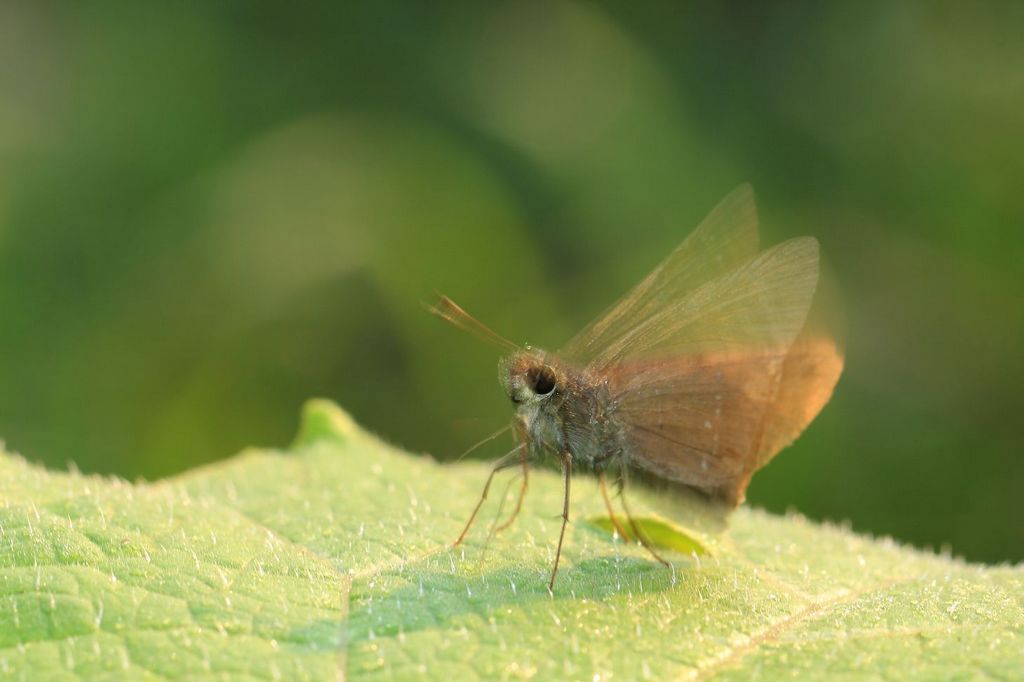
<box><xmin>1</xmin><ymin>2</ymin><xmax>1021</xmax><ymax>563</ymax></box>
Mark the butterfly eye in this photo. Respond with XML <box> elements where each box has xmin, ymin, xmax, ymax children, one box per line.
<box><xmin>528</xmin><ymin>367</ymin><xmax>556</xmax><ymax>396</ymax></box>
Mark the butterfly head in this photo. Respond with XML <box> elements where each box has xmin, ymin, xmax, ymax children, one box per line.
<box><xmin>500</xmin><ymin>350</ymin><xmax>561</xmax><ymax>407</ymax></box>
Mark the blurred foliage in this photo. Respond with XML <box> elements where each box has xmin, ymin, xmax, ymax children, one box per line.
<box><xmin>0</xmin><ymin>1</ymin><xmax>1021</xmax><ymax>563</ymax></box>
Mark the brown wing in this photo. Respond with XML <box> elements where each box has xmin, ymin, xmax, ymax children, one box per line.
<box><xmin>561</xmin><ymin>186</ymin><xmax>840</xmax><ymax>504</ymax></box>
<box><xmin>609</xmin><ymin>335</ymin><xmax>843</xmax><ymax>505</ymax></box>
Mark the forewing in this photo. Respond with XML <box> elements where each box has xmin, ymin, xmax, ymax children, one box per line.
<box><xmin>587</xmin><ymin>237</ymin><xmax>820</xmax><ymax>371</ymax></box>
<box><xmin>560</xmin><ymin>184</ymin><xmax>760</xmax><ymax>364</ymax></box>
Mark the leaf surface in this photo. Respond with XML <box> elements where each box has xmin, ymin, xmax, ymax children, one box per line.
<box><xmin>1</xmin><ymin>400</ymin><xmax>1021</xmax><ymax>679</ymax></box>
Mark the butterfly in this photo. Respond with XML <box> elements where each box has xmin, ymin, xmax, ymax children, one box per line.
<box><xmin>432</xmin><ymin>184</ymin><xmax>843</xmax><ymax>590</ymax></box>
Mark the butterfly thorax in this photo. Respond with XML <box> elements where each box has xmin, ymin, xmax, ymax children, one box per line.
<box><xmin>500</xmin><ymin>350</ymin><xmax>627</xmax><ymax>471</ymax></box>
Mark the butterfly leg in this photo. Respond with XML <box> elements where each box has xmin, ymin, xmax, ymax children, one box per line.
<box><xmin>453</xmin><ymin>447</ymin><xmax>528</xmax><ymax>547</ymax></box>
<box><xmin>493</xmin><ymin>430</ymin><xmax>528</xmax><ymax>532</ymax></box>
<box><xmin>598</xmin><ymin>472</ymin><xmax>630</xmax><ymax>541</ymax></box>
<box><xmin>619</xmin><ymin>466</ymin><xmax>670</xmax><ymax>567</ymax></box>
<box><xmin>548</xmin><ymin>450</ymin><xmax>573</xmax><ymax>592</ymax></box>
<box><xmin>478</xmin><ymin>472</ymin><xmax>523</xmax><ymax>563</ymax></box>
<box><xmin>494</xmin><ymin>444</ymin><xmax>529</xmax><ymax>532</ymax></box>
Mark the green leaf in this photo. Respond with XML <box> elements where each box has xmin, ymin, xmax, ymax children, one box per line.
<box><xmin>2</xmin><ymin>400</ymin><xmax>1021</xmax><ymax>679</ymax></box>
<box><xmin>585</xmin><ymin>513</ymin><xmax>714</xmax><ymax>557</ymax></box>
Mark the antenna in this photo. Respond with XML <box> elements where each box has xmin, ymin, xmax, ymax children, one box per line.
<box><xmin>426</xmin><ymin>295</ymin><xmax>521</xmax><ymax>353</ymax></box>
